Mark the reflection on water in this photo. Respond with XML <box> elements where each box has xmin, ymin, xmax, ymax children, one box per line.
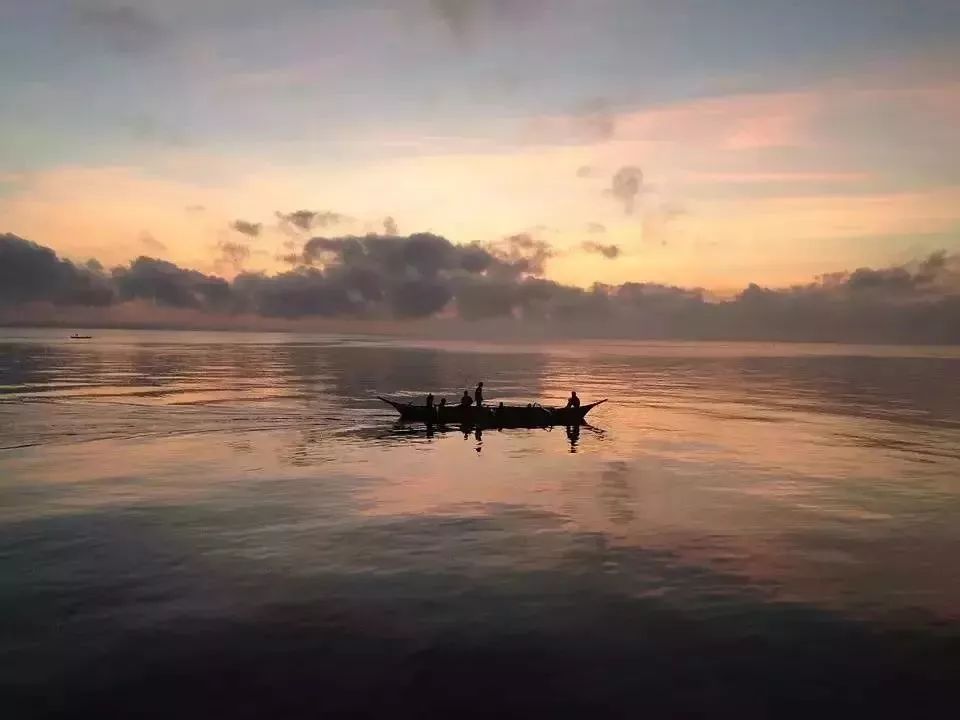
<box><xmin>1</xmin><ymin>329</ymin><xmax>959</xmax><ymax>717</ymax></box>
<box><xmin>388</xmin><ymin>422</ymin><xmax>591</xmax><ymax>455</ymax></box>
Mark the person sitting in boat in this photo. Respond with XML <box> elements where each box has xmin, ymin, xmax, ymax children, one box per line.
<box><xmin>566</xmin><ymin>391</ymin><xmax>581</xmax><ymax>409</ymax></box>
<box><xmin>474</xmin><ymin>382</ymin><xmax>484</xmax><ymax>407</ymax></box>
<box><xmin>495</xmin><ymin>401</ymin><xmax>505</xmax><ymax>418</ymax></box>
<box><xmin>460</xmin><ymin>390</ymin><xmax>473</xmax><ymax>408</ymax></box>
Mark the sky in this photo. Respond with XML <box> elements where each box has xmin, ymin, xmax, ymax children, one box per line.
<box><xmin>1</xmin><ymin>0</ymin><xmax>959</xmax><ymax>302</ymax></box>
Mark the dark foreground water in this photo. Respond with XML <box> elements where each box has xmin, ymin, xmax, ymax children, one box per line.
<box><xmin>1</xmin><ymin>329</ymin><xmax>959</xmax><ymax>718</ymax></box>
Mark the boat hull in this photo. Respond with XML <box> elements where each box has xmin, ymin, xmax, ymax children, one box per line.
<box><xmin>379</xmin><ymin>397</ymin><xmax>606</xmax><ymax>428</ymax></box>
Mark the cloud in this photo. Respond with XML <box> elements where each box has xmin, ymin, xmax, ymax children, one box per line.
<box><xmin>523</xmin><ymin>99</ymin><xmax>620</xmax><ymax>146</ymax></box>
<box><xmin>276</xmin><ymin>210</ymin><xmax>349</xmax><ymax>233</ymax></box>
<box><xmin>3</xmin><ymin>232</ymin><xmax>959</xmax><ymax>344</ymax></box>
<box><xmin>139</xmin><ymin>232</ymin><xmax>167</xmax><ymax>253</ymax></box>
<box><xmin>216</xmin><ymin>241</ymin><xmax>251</xmax><ymax>273</ymax></box>
<box><xmin>576</xmin><ymin>165</ymin><xmax>595</xmax><ymax>178</ymax></box>
<box><xmin>608</xmin><ymin>166</ymin><xmax>644</xmax><ymax>214</ymax></box>
<box><xmin>586</xmin><ymin>222</ymin><xmax>606</xmax><ymax>234</ymax></box>
<box><xmin>112</xmin><ymin>256</ymin><xmax>233</xmax><ymax>310</ymax></box>
<box><xmin>817</xmin><ymin>251</ymin><xmax>956</xmax><ymax>299</ymax></box>
<box><xmin>687</xmin><ymin>171</ymin><xmax>869</xmax><ymax>184</ymax></box>
<box><xmin>383</xmin><ymin>216</ymin><xmax>399</xmax><ymax>235</ymax></box>
<box><xmin>430</xmin><ymin>0</ymin><xmax>475</xmax><ymax>38</ymax></box>
<box><xmin>659</xmin><ymin>201</ymin><xmax>687</xmax><ymax>221</ymax></box>
<box><xmin>288</xmin><ymin>230</ymin><xmax>550</xmax><ymax>277</ymax></box>
<box><xmin>428</xmin><ymin>0</ymin><xmax>536</xmax><ymax>43</ymax></box>
<box><xmin>642</xmin><ymin>200</ymin><xmax>687</xmax><ymax>245</ymax></box>
<box><xmin>611</xmin><ymin>91</ymin><xmax>818</xmax><ymax>149</ymax></box>
<box><xmin>582</xmin><ymin>241</ymin><xmax>621</xmax><ymax>259</ymax></box>
<box><xmin>0</xmin><ymin>233</ymin><xmax>114</xmax><ymax>307</ymax></box>
<box><xmin>573</xmin><ymin>99</ymin><xmax>617</xmax><ymax>142</ymax></box>
<box><xmin>488</xmin><ymin>233</ymin><xmax>554</xmax><ymax>277</ymax></box>
<box><xmin>252</xmin><ymin>231</ymin><xmax>556</xmax><ymax>319</ymax></box>
<box><xmin>231</xmin><ymin>219</ymin><xmax>262</xmax><ymax>237</ymax></box>
<box><xmin>184</xmin><ymin>205</ymin><xmax>206</xmax><ymax>214</ymax></box>
<box><xmin>73</xmin><ymin>2</ymin><xmax>166</xmax><ymax>54</ymax></box>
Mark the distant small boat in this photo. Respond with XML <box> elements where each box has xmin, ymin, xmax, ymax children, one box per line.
<box><xmin>379</xmin><ymin>396</ymin><xmax>606</xmax><ymax>428</ymax></box>
<box><xmin>70</xmin><ymin>334</ymin><xmax>93</xmax><ymax>339</ymax></box>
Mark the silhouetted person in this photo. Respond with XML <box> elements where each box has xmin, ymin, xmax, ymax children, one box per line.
<box><xmin>460</xmin><ymin>390</ymin><xmax>473</xmax><ymax>408</ymax></box>
<box><xmin>474</xmin><ymin>382</ymin><xmax>484</xmax><ymax>407</ymax></box>
<box><xmin>566</xmin><ymin>391</ymin><xmax>580</xmax><ymax>409</ymax></box>
<box><xmin>425</xmin><ymin>393</ymin><xmax>434</xmax><ymax>408</ymax></box>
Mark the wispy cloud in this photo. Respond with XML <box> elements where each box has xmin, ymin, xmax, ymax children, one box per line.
<box><xmin>230</xmin><ymin>219</ymin><xmax>262</xmax><ymax>238</ymax></box>
<box><xmin>428</xmin><ymin>0</ymin><xmax>541</xmax><ymax>44</ymax></box>
<box><xmin>139</xmin><ymin>231</ymin><xmax>167</xmax><ymax>253</ymax></box>
<box><xmin>601</xmin><ymin>92</ymin><xmax>819</xmax><ymax>149</ymax></box>
<box><xmin>572</xmin><ymin>98</ymin><xmax>617</xmax><ymax>142</ymax></box>
<box><xmin>608</xmin><ymin>166</ymin><xmax>644</xmax><ymax>214</ymax></box>
<box><xmin>216</xmin><ymin>240</ymin><xmax>251</xmax><ymax>273</ymax></box>
<box><xmin>276</xmin><ymin>210</ymin><xmax>350</xmax><ymax>233</ymax></box>
<box><xmin>73</xmin><ymin>2</ymin><xmax>166</xmax><ymax>55</ymax></box>
<box><xmin>686</xmin><ymin>171</ymin><xmax>870</xmax><ymax>184</ymax></box>
<box><xmin>582</xmin><ymin>241</ymin><xmax>621</xmax><ymax>259</ymax></box>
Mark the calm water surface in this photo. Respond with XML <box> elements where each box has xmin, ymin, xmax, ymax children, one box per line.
<box><xmin>1</xmin><ymin>329</ymin><xmax>959</xmax><ymax>718</ymax></box>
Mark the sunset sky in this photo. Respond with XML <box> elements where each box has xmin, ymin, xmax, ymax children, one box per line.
<box><xmin>1</xmin><ymin>0</ymin><xmax>959</xmax><ymax>293</ymax></box>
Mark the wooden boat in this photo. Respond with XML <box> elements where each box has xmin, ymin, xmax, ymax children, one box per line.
<box><xmin>379</xmin><ymin>396</ymin><xmax>606</xmax><ymax>428</ymax></box>
<box><xmin>70</xmin><ymin>334</ymin><xmax>93</xmax><ymax>339</ymax></box>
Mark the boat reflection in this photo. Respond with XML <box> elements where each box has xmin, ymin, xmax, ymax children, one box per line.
<box><xmin>384</xmin><ymin>420</ymin><xmax>603</xmax><ymax>453</ymax></box>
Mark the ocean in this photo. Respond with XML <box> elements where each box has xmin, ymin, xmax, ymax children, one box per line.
<box><xmin>1</xmin><ymin>329</ymin><xmax>958</xmax><ymax>718</ymax></box>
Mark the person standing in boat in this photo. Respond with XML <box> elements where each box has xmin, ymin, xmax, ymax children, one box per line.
<box><xmin>474</xmin><ymin>382</ymin><xmax>484</xmax><ymax>407</ymax></box>
<box><xmin>425</xmin><ymin>393</ymin><xmax>434</xmax><ymax>408</ymax></box>
<box><xmin>566</xmin><ymin>391</ymin><xmax>580</xmax><ymax>409</ymax></box>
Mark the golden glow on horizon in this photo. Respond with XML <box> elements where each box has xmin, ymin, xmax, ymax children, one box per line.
<box><xmin>2</xmin><ymin>82</ymin><xmax>959</xmax><ymax>289</ymax></box>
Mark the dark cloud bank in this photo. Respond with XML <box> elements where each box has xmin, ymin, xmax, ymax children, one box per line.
<box><xmin>2</xmin><ymin>232</ymin><xmax>959</xmax><ymax>344</ymax></box>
